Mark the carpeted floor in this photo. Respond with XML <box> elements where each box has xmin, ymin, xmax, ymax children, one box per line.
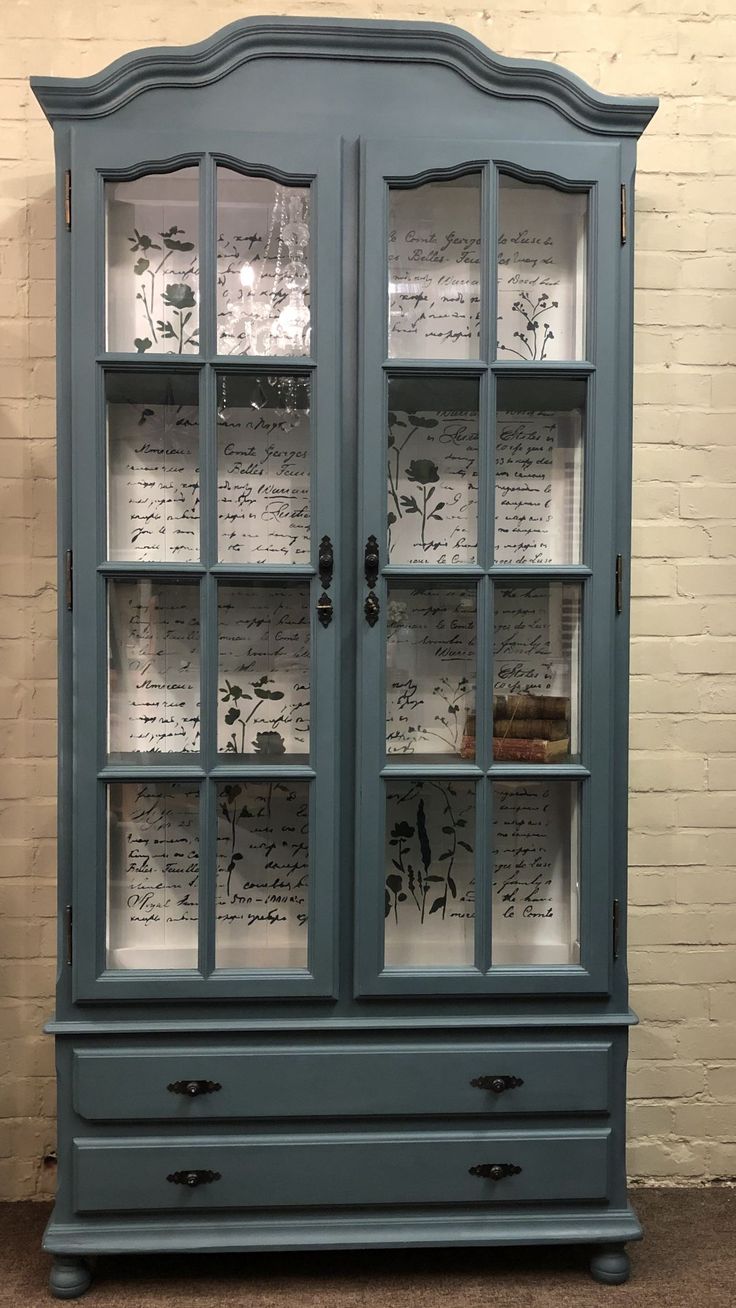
<box><xmin>1</xmin><ymin>1189</ymin><xmax>734</xmax><ymax>1306</ymax></box>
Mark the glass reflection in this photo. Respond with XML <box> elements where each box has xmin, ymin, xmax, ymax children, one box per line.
<box><xmin>217</xmin><ymin>170</ymin><xmax>311</xmax><ymax>356</ymax></box>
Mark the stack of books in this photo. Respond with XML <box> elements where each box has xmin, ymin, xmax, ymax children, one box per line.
<box><xmin>460</xmin><ymin>693</ymin><xmax>571</xmax><ymax>762</ymax></box>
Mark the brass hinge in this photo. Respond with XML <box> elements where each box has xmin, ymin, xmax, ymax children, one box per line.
<box><xmin>620</xmin><ymin>183</ymin><xmax>627</xmax><ymax>245</ymax></box>
<box><xmin>64</xmin><ymin>905</ymin><xmax>73</xmax><ymax>966</ymax></box>
<box><xmin>612</xmin><ymin>899</ymin><xmax>621</xmax><ymax>961</ymax></box>
<box><xmin>65</xmin><ymin>549</ymin><xmax>73</xmax><ymax>611</ymax></box>
<box><xmin>615</xmin><ymin>553</ymin><xmax>623</xmax><ymax>614</ymax></box>
<box><xmin>64</xmin><ymin>170</ymin><xmax>72</xmax><ymax>231</ymax></box>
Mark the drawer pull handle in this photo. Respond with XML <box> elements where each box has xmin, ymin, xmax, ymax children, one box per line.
<box><xmin>167</xmin><ymin>1169</ymin><xmax>221</xmax><ymax>1188</ymax></box>
<box><xmin>469</xmin><ymin>1163</ymin><xmax>522</xmax><ymax>1182</ymax></box>
<box><xmin>470</xmin><ymin>1075</ymin><xmax>524</xmax><ymax>1094</ymax></box>
<box><xmin>167</xmin><ymin>1079</ymin><xmax>222</xmax><ymax>1097</ymax></box>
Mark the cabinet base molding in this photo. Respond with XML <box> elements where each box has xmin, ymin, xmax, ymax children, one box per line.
<box><xmin>49</xmin><ymin>1256</ymin><xmax>92</xmax><ymax>1301</ymax></box>
<box><xmin>45</xmin><ymin>1206</ymin><xmax>642</xmax><ymax>1256</ymax></box>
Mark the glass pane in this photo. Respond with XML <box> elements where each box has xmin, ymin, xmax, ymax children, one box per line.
<box><xmin>217</xmin><ymin>373</ymin><xmax>311</xmax><ymax>563</ymax></box>
<box><xmin>492</xmin><ymin>583</ymin><xmax>581</xmax><ymax>764</ymax></box>
<box><xmin>218</xmin><ymin>582</ymin><xmax>310</xmax><ymax>758</ymax></box>
<box><xmin>384</xmin><ymin>779</ymin><xmax>475</xmax><ymax>969</ymax></box>
<box><xmin>106</xmin><ymin>167</ymin><xmax>199</xmax><ymax>355</ymax></box>
<box><xmin>107</xmin><ymin>372</ymin><xmax>199</xmax><ymax>562</ymax></box>
<box><xmin>216</xmin><ymin>780</ymin><xmax>309</xmax><ymax>969</ymax></box>
<box><xmin>497</xmin><ymin>176</ymin><xmax>587</xmax><ymax>361</ymax></box>
<box><xmin>108</xmin><ymin>579</ymin><xmax>200</xmax><ymax>760</ymax></box>
<box><xmin>387</xmin><ymin>376</ymin><xmax>478</xmax><ymax>565</ymax></box>
<box><xmin>495</xmin><ymin>377</ymin><xmax>585</xmax><ymax>566</ymax></box>
<box><xmin>492</xmin><ymin>780</ymin><xmax>580</xmax><ymax>965</ymax></box>
<box><xmin>217</xmin><ymin>169</ymin><xmax>311</xmax><ymax>356</ymax></box>
<box><xmin>388</xmin><ymin>175</ymin><xmax>481</xmax><ymax>359</ymax></box>
<box><xmin>386</xmin><ymin>583</ymin><xmax>476</xmax><ymax>760</ymax></box>
<box><xmin>107</xmin><ymin>781</ymin><xmax>199</xmax><ymax>970</ymax></box>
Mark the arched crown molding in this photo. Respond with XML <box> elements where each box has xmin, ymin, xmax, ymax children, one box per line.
<box><xmin>31</xmin><ymin>16</ymin><xmax>658</xmax><ymax>137</ymax></box>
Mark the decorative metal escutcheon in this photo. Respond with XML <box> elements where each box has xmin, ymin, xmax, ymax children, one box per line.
<box><xmin>364</xmin><ymin>534</ymin><xmax>379</xmax><ymax>588</ymax></box>
<box><xmin>364</xmin><ymin>590</ymin><xmax>380</xmax><ymax>627</ymax></box>
<box><xmin>319</xmin><ymin>534</ymin><xmax>334</xmax><ymax>589</ymax></box>
<box><xmin>470</xmin><ymin>1075</ymin><xmax>524</xmax><ymax>1094</ymax></box>
<box><xmin>167</xmin><ymin>1169</ymin><xmax>221</xmax><ymax>1187</ymax></box>
<box><xmin>317</xmin><ymin>591</ymin><xmax>334</xmax><ymax>628</ymax></box>
<box><xmin>469</xmin><ymin>1163</ymin><xmax>522</xmax><ymax>1182</ymax></box>
<box><xmin>167</xmin><ymin>1079</ymin><xmax>222</xmax><ymax>1097</ymax></box>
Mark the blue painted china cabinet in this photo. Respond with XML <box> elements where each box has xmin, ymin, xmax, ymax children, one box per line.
<box><xmin>32</xmin><ymin>18</ymin><xmax>657</xmax><ymax>1298</ymax></box>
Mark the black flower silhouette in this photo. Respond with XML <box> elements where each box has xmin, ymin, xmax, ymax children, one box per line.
<box><xmin>253</xmin><ymin>731</ymin><xmax>286</xmax><ymax>755</ymax></box>
<box><xmin>406</xmin><ymin>458</ymin><xmax>440</xmax><ymax>485</ymax></box>
<box><xmin>162</xmin><ymin>283</ymin><xmax>196</xmax><ymax>310</ymax></box>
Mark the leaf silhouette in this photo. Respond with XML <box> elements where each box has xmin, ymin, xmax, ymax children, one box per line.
<box><xmin>416</xmin><ymin>799</ymin><xmax>432</xmax><ymax>873</ymax></box>
<box><xmin>429</xmin><ymin>895</ymin><xmax>446</xmax><ymax>914</ymax></box>
<box><xmin>133</xmin><ymin>337</ymin><xmax>152</xmax><ymax>353</ymax></box>
<box><xmin>133</xmin><ymin>257</ymin><xmax>150</xmax><ymax>276</ymax></box>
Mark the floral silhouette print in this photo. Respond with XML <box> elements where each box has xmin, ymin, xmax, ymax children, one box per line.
<box><xmin>129</xmin><ymin>224</ymin><xmax>198</xmax><ymax>354</ymax></box>
<box><xmin>385</xmin><ymin>782</ymin><xmax>472</xmax><ymax>925</ymax></box>
<box><xmin>253</xmin><ymin>731</ymin><xmax>286</xmax><ymax>755</ymax></box>
<box><xmin>402</xmin><ymin>458</ymin><xmax>445</xmax><ymax>549</ymax></box>
<box><xmin>498</xmin><ymin>292</ymin><xmax>557</xmax><ymax>360</ymax></box>
<box><xmin>387</xmin><ymin>412</ymin><xmax>446</xmax><ymax>552</ymax></box>
<box><xmin>220</xmin><ymin>675</ymin><xmax>285</xmax><ymax>754</ymax></box>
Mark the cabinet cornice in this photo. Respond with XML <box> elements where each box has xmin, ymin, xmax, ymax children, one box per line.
<box><xmin>31</xmin><ymin>16</ymin><xmax>658</xmax><ymax>137</ymax></box>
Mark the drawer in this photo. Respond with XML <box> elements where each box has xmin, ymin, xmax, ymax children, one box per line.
<box><xmin>73</xmin><ymin>1039</ymin><xmax>612</xmax><ymax>1122</ymax></box>
<box><xmin>73</xmin><ymin>1127</ymin><xmax>611</xmax><ymax>1213</ymax></box>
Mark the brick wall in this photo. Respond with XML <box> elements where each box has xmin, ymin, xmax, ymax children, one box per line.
<box><xmin>0</xmin><ymin>0</ymin><xmax>734</xmax><ymax>1199</ymax></box>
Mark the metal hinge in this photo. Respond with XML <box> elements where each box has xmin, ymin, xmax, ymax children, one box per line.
<box><xmin>612</xmin><ymin>899</ymin><xmax>621</xmax><ymax>960</ymax></box>
<box><xmin>64</xmin><ymin>170</ymin><xmax>72</xmax><ymax>231</ymax></box>
<box><xmin>620</xmin><ymin>183</ymin><xmax>627</xmax><ymax>244</ymax></box>
<box><xmin>64</xmin><ymin>905</ymin><xmax>73</xmax><ymax>966</ymax></box>
<box><xmin>65</xmin><ymin>549</ymin><xmax>73</xmax><ymax>611</ymax></box>
<box><xmin>615</xmin><ymin>553</ymin><xmax>623</xmax><ymax>614</ymax></box>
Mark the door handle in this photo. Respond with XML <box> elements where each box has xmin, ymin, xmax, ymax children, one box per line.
<box><xmin>319</xmin><ymin>535</ymin><xmax>334</xmax><ymax>589</ymax></box>
<box><xmin>364</xmin><ymin>534</ymin><xmax>379</xmax><ymax>588</ymax></box>
<box><xmin>317</xmin><ymin>592</ymin><xmax>333</xmax><ymax>628</ymax></box>
<box><xmin>364</xmin><ymin>592</ymin><xmax>380</xmax><ymax>627</ymax></box>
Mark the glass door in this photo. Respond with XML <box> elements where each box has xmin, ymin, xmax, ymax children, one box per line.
<box><xmin>355</xmin><ymin>139</ymin><xmax>621</xmax><ymax>995</ymax></box>
<box><xmin>70</xmin><ymin>130</ymin><xmax>341</xmax><ymax>999</ymax></box>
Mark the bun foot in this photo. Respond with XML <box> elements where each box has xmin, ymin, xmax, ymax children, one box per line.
<box><xmin>49</xmin><ymin>1256</ymin><xmax>92</xmax><ymax>1299</ymax></box>
<box><xmin>589</xmin><ymin>1244</ymin><xmax>631</xmax><ymax>1285</ymax></box>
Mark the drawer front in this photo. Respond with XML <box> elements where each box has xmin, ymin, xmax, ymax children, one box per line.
<box><xmin>73</xmin><ymin>1128</ymin><xmax>611</xmax><ymax>1213</ymax></box>
<box><xmin>73</xmin><ymin>1040</ymin><xmax>612</xmax><ymax>1122</ymax></box>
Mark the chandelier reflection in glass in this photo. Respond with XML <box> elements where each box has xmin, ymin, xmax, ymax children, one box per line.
<box><xmin>221</xmin><ymin>187</ymin><xmax>311</xmax><ymax>357</ymax></box>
